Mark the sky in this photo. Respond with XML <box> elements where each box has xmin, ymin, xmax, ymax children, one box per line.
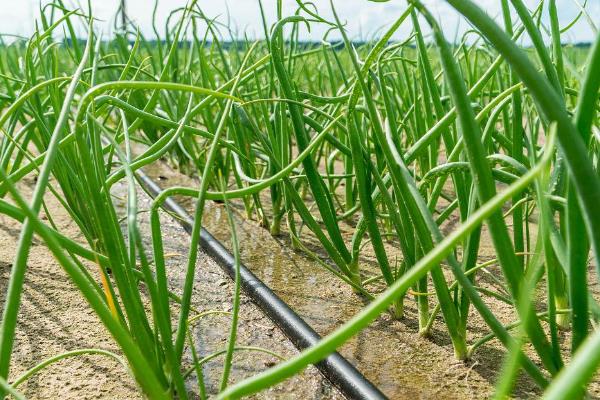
<box><xmin>0</xmin><ymin>0</ymin><xmax>597</xmax><ymax>43</ymax></box>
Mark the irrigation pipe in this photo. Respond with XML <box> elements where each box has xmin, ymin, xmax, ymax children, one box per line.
<box><xmin>136</xmin><ymin>169</ymin><xmax>387</xmax><ymax>400</ymax></box>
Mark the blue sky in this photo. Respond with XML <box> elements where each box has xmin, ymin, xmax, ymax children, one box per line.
<box><xmin>0</xmin><ymin>0</ymin><xmax>597</xmax><ymax>43</ymax></box>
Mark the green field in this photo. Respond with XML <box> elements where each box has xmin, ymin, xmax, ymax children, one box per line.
<box><xmin>0</xmin><ymin>0</ymin><xmax>599</xmax><ymax>398</ymax></box>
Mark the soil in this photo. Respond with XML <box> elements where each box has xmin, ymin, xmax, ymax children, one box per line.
<box><xmin>143</xmin><ymin>158</ymin><xmax>600</xmax><ymax>400</ymax></box>
<box><xmin>142</xmin><ymin>162</ymin><xmax>511</xmax><ymax>399</ymax></box>
<box><xmin>0</xmin><ymin>177</ymin><xmax>142</xmax><ymax>399</ymax></box>
<box><xmin>3</xmin><ymin>156</ymin><xmax>599</xmax><ymax>399</ymax></box>
<box><xmin>0</xmin><ymin>176</ymin><xmax>342</xmax><ymax>399</ymax></box>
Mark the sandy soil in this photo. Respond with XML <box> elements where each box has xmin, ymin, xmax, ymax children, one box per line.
<box><xmin>4</xmin><ymin>155</ymin><xmax>599</xmax><ymax>399</ymax></box>
<box><xmin>0</xmin><ymin>177</ymin><xmax>142</xmax><ymax>399</ymax></box>
<box><xmin>0</xmin><ymin>176</ymin><xmax>342</xmax><ymax>399</ymax></box>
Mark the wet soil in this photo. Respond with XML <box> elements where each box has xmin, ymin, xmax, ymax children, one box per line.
<box><xmin>143</xmin><ymin>156</ymin><xmax>600</xmax><ymax>400</ymax></box>
<box><xmin>142</xmin><ymin>161</ymin><xmax>534</xmax><ymax>399</ymax></box>
<box><xmin>4</xmin><ymin>157</ymin><xmax>599</xmax><ymax>399</ymax></box>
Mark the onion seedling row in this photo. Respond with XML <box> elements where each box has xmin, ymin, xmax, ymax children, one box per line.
<box><xmin>0</xmin><ymin>0</ymin><xmax>599</xmax><ymax>398</ymax></box>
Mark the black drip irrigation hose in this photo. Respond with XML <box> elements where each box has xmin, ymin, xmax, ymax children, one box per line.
<box><xmin>136</xmin><ymin>170</ymin><xmax>387</xmax><ymax>400</ymax></box>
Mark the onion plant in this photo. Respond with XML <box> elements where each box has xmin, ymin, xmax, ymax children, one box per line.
<box><xmin>0</xmin><ymin>0</ymin><xmax>599</xmax><ymax>398</ymax></box>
